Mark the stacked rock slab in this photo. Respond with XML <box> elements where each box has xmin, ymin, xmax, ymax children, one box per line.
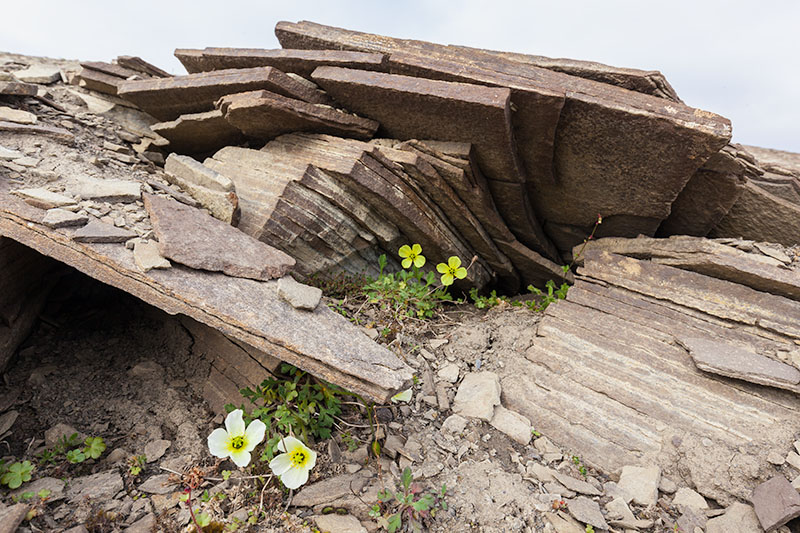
<box><xmin>75</xmin><ymin>57</ymin><xmax>170</xmax><ymax>96</ymax></box>
<box><xmin>501</xmin><ymin>244</ymin><xmax>800</xmax><ymax>504</ymax></box>
<box><xmin>204</xmin><ymin>133</ymin><xmax>505</xmax><ymax>289</ymax></box>
<box><xmin>275</xmin><ymin>21</ymin><xmax>733</xmax><ymax>254</ymax></box>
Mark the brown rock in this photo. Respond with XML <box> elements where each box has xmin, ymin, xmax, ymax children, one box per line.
<box><xmin>80</xmin><ymin>61</ymin><xmax>141</xmax><ymax>80</ymax></box>
<box><xmin>0</xmin><ymin>121</ymin><xmax>75</xmax><ymax>143</ymax></box>
<box><xmin>118</xmin><ymin>67</ymin><xmax>331</xmax><ymax>121</ymax></box>
<box><xmin>11</xmin><ymin>188</ymin><xmax>75</xmax><ymax>210</ymax></box>
<box><xmin>219</xmin><ymin>89</ymin><xmax>379</xmax><ymax>141</ymax></box>
<box><xmin>0</xmin><ymin>503</ymin><xmax>29</xmax><ymax>533</ymax></box>
<box><xmin>116</xmin><ymin>56</ymin><xmax>171</xmax><ymax>78</ymax></box>
<box><xmin>711</xmin><ymin>180</ymin><xmax>800</xmax><ymax>247</ymax></box>
<box><xmin>133</xmin><ymin>240</ymin><xmax>171</xmax><ymax>272</ymax></box>
<box><xmin>72</xmin><ymin>219</ymin><xmax>137</xmax><ymax>243</ymax></box>
<box><xmin>176</xmin><ymin>47</ymin><xmax>385</xmax><ymax>78</ymax></box>
<box><xmin>75</xmin><ymin>67</ymin><xmax>125</xmax><ymax>95</ymax></box>
<box><xmin>143</xmin><ymin>193</ymin><xmax>294</xmax><ymax>281</ymax></box>
<box><xmin>750</xmin><ymin>476</ymin><xmax>800</xmax><ymax>532</ymax></box>
<box><xmin>0</xmin><ymin>81</ymin><xmax>38</xmax><ymax>96</ymax></box>
<box><xmin>151</xmin><ymin>110</ymin><xmax>245</xmax><ymax>155</ymax></box>
<box><xmin>163</xmin><ymin>154</ymin><xmax>239</xmax><ymax>224</ymax></box>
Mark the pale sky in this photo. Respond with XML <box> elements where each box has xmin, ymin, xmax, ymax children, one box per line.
<box><xmin>2</xmin><ymin>0</ymin><xmax>798</xmax><ymax>153</ymax></box>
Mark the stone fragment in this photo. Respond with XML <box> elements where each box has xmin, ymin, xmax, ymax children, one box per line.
<box><xmin>75</xmin><ymin>66</ymin><xmax>124</xmax><ymax>95</ymax></box>
<box><xmin>567</xmin><ymin>496</ymin><xmax>609</xmax><ymax>530</ymax></box>
<box><xmin>0</xmin><ymin>106</ymin><xmax>37</xmax><ymax>124</ymax></box>
<box><xmin>125</xmin><ymin>513</ymin><xmax>157</xmax><ymax>533</ymax></box>
<box><xmin>706</xmin><ymin>502</ymin><xmax>762</xmax><ymax>533</ymax></box>
<box><xmin>680</xmin><ymin>336</ymin><xmax>800</xmax><ymax>392</ymax></box>
<box><xmin>133</xmin><ymin>240</ymin><xmax>171</xmax><ymax>272</ymax></box>
<box><xmin>435</xmin><ymin>383</ymin><xmax>449</xmax><ymax>411</ymax></box>
<box><xmin>72</xmin><ymin>178</ymin><xmax>141</xmax><ymax>203</ymax></box>
<box><xmin>452</xmin><ymin>372</ymin><xmax>501</xmax><ymax>421</ymax></box>
<box><xmin>151</xmin><ymin>110</ymin><xmax>245</xmax><ymax>155</ymax></box>
<box><xmin>277</xmin><ymin>276</ymin><xmax>322</xmax><ymax>311</ymax></box>
<box><xmin>42</xmin><ymin>208</ymin><xmax>88</xmax><ymax>228</ymax></box>
<box><xmin>176</xmin><ymin>47</ymin><xmax>385</xmax><ymax>78</ymax></box>
<box><xmin>0</xmin><ymin>145</ymin><xmax>23</xmax><ymax>160</ymax></box>
<box><xmin>144</xmin><ymin>193</ymin><xmax>294</xmax><ymax>280</ymax></box>
<box><xmin>672</xmin><ymin>487</ymin><xmax>709</xmax><ymax>511</ymax></box>
<box><xmin>218</xmin><ymin>90</ymin><xmax>378</xmax><ymax>141</ymax></box>
<box><xmin>0</xmin><ymin>81</ymin><xmax>38</xmax><ymax>96</ymax></box>
<box><xmin>311</xmin><ymin>514</ymin><xmax>367</xmax><ymax>533</ymax></box>
<box><xmin>117</xmin><ymin>56</ymin><xmax>171</xmax><ymax>78</ymax></box>
<box><xmin>67</xmin><ymin>470</ymin><xmax>124</xmax><ymax>502</ymax></box>
<box><xmin>163</xmin><ymin>153</ymin><xmax>239</xmax><ymax>224</ymax></box>
<box><xmin>436</xmin><ymin>363</ymin><xmax>459</xmax><ymax>383</ymax></box>
<box><xmin>711</xmin><ymin>181</ymin><xmax>800</xmax><ymax>247</ymax></box>
<box><xmin>0</xmin><ymin>121</ymin><xmax>75</xmax><ymax>143</ymax></box>
<box><xmin>0</xmin><ymin>410</ymin><xmax>17</xmax><ymax>435</ymax></box>
<box><xmin>552</xmin><ymin>471</ymin><xmax>602</xmax><ymax>496</ymax></box>
<box><xmin>118</xmin><ymin>67</ymin><xmax>330</xmax><ymax>121</ymax></box>
<box><xmin>13</xmin><ymin>64</ymin><xmax>61</xmax><ymax>84</ymax></box>
<box><xmin>542</xmin><ymin>512</ymin><xmax>585</xmax><ymax>533</ymax></box>
<box><xmin>617</xmin><ymin>465</ymin><xmax>660</xmax><ymax>507</ymax></box>
<box><xmin>72</xmin><ymin>219</ymin><xmax>137</xmax><ymax>243</ymax></box>
<box><xmin>750</xmin><ymin>476</ymin><xmax>800</xmax><ymax>532</ymax></box>
<box><xmin>45</xmin><ymin>423</ymin><xmax>80</xmax><ymax>447</ymax></box>
<box><xmin>138</xmin><ymin>473</ymin><xmax>176</xmax><ymax>494</ymax></box>
<box><xmin>144</xmin><ymin>439</ymin><xmax>171</xmax><ymax>462</ymax></box>
<box><xmin>659</xmin><ymin>477</ymin><xmax>678</xmax><ymax>493</ymax></box>
<box><xmin>489</xmin><ymin>405</ymin><xmax>532</xmax><ymax>445</ymax></box>
<box><xmin>11</xmin><ymin>188</ymin><xmax>75</xmax><ymax>209</ymax></box>
<box><xmin>0</xmin><ymin>503</ymin><xmax>29</xmax><ymax>533</ymax></box>
<box><xmin>676</xmin><ymin>506</ymin><xmax>708</xmax><ymax>532</ymax></box>
<box><xmin>292</xmin><ymin>474</ymin><xmax>362</xmax><ymax>506</ymax></box>
<box><xmin>440</xmin><ymin>414</ymin><xmax>468</xmax><ymax>435</ymax></box>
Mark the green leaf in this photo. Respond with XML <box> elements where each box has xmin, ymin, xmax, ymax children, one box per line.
<box><xmin>196</xmin><ymin>511</ymin><xmax>211</xmax><ymax>527</ymax></box>
<box><xmin>83</xmin><ymin>436</ymin><xmax>106</xmax><ymax>460</ymax></box>
<box><xmin>37</xmin><ymin>489</ymin><xmax>51</xmax><ymax>500</ymax></box>
<box><xmin>387</xmin><ymin>513</ymin><xmax>402</xmax><ymax>533</ymax></box>
<box><xmin>66</xmin><ymin>449</ymin><xmax>85</xmax><ymax>464</ymax></box>
<box><xmin>401</xmin><ymin>467</ymin><xmax>412</xmax><ymax>492</ymax></box>
<box><xmin>1</xmin><ymin>461</ymin><xmax>33</xmax><ymax>489</ymax></box>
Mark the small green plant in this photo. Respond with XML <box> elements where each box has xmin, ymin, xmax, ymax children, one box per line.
<box><xmin>128</xmin><ymin>455</ymin><xmax>146</xmax><ymax>476</ymax></box>
<box><xmin>65</xmin><ymin>436</ymin><xmax>107</xmax><ymax>464</ymax></box>
<box><xmin>585</xmin><ymin>526</ymin><xmax>595</xmax><ymax>533</ymax></box>
<box><xmin>469</xmin><ymin>288</ymin><xmax>509</xmax><ymax>309</ymax></box>
<box><xmin>572</xmin><ymin>455</ymin><xmax>588</xmax><ymax>478</ymax></box>
<box><xmin>1</xmin><ymin>460</ymin><xmax>33</xmax><ymax>489</ymax></box>
<box><xmin>527</xmin><ymin>273</ymin><xmax>570</xmax><ymax>312</ymax></box>
<box><xmin>341</xmin><ymin>432</ymin><xmax>359</xmax><ymax>453</ymax></box>
<box><xmin>371</xmin><ymin>467</ymin><xmax>447</xmax><ymax>532</ymax></box>
<box><xmin>226</xmin><ymin>363</ymin><xmax>346</xmax><ymax>462</ymax></box>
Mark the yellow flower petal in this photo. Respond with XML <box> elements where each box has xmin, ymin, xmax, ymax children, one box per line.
<box><xmin>448</xmin><ymin>256</ymin><xmax>462</xmax><ymax>269</ymax></box>
<box><xmin>401</xmin><ymin>257</ymin><xmax>412</xmax><ymax>269</ymax></box>
<box><xmin>411</xmin><ymin>244</ymin><xmax>422</xmax><ymax>255</ymax></box>
<box><xmin>398</xmin><ymin>244</ymin><xmax>411</xmax><ymax>258</ymax></box>
<box><xmin>455</xmin><ymin>267</ymin><xmax>468</xmax><ymax>279</ymax></box>
<box><xmin>436</xmin><ymin>262</ymin><xmax>448</xmax><ymax>274</ymax></box>
<box><xmin>413</xmin><ymin>255</ymin><xmax>426</xmax><ymax>268</ymax></box>
<box><xmin>441</xmin><ymin>273</ymin><xmax>454</xmax><ymax>286</ymax></box>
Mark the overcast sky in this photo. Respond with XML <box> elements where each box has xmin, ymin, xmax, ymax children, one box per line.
<box><xmin>2</xmin><ymin>1</ymin><xmax>797</xmax><ymax>152</ymax></box>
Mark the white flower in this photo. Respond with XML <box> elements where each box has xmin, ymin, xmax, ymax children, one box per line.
<box><xmin>207</xmin><ymin>409</ymin><xmax>266</xmax><ymax>468</ymax></box>
<box><xmin>268</xmin><ymin>436</ymin><xmax>317</xmax><ymax>489</ymax></box>
<box><xmin>391</xmin><ymin>388</ymin><xmax>413</xmax><ymax>403</ymax></box>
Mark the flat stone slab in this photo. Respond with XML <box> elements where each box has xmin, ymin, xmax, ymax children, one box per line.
<box><xmin>176</xmin><ymin>47</ymin><xmax>385</xmax><ymax>78</ymax></box>
<box><xmin>0</xmin><ymin>145</ymin><xmax>23</xmax><ymax>160</ymax></box>
<box><xmin>118</xmin><ymin>67</ymin><xmax>331</xmax><ymax>121</ymax></box>
<box><xmin>0</xmin><ymin>81</ymin><xmax>38</xmax><ymax>96</ymax></box>
<box><xmin>13</xmin><ymin>64</ymin><xmax>61</xmax><ymax>84</ymax></box>
<box><xmin>706</xmin><ymin>502</ymin><xmax>762</xmax><ymax>533</ymax></box>
<box><xmin>42</xmin><ymin>208</ymin><xmax>88</xmax><ymax>228</ymax></box>
<box><xmin>452</xmin><ymin>372</ymin><xmax>501</xmax><ymax>421</ymax></box>
<box><xmin>11</xmin><ymin>188</ymin><xmax>75</xmax><ymax>209</ymax></box>
<box><xmin>489</xmin><ymin>405</ymin><xmax>532</xmax><ymax>445</ymax></box>
<box><xmin>163</xmin><ymin>154</ymin><xmax>238</xmax><ymax>224</ymax></box>
<box><xmin>151</xmin><ymin>110</ymin><xmax>245</xmax><ymax>155</ymax></box>
<box><xmin>277</xmin><ymin>275</ymin><xmax>322</xmax><ymax>311</ymax></box>
<box><xmin>219</xmin><ymin>89</ymin><xmax>379</xmax><ymax>141</ymax></box>
<box><xmin>72</xmin><ymin>219</ymin><xmax>136</xmax><ymax>243</ymax></box>
<box><xmin>0</xmin><ymin>106</ymin><xmax>37</xmax><ymax>125</ymax></box>
<box><xmin>0</xmin><ymin>121</ymin><xmax>75</xmax><ymax>143</ymax></box>
<box><xmin>750</xmin><ymin>476</ymin><xmax>800</xmax><ymax>532</ymax></box>
<box><xmin>617</xmin><ymin>465</ymin><xmax>660</xmax><ymax>507</ymax></box>
<box><xmin>680</xmin><ymin>336</ymin><xmax>800</xmax><ymax>392</ymax></box>
<box><xmin>133</xmin><ymin>240</ymin><xmax>171</xmax><ymax>272</ymax></box>
<box><xmin>567</xmin><ymin>496</ymin><xmax>609</xmax><ymax>530</ymax></box>
<box><xmin>71</xmin><ymin>178</ymin><xmax>141</xmax><ymax>203</ymax></box>
<box><xmin>165</xmin><ymin>154</ymin><xmax>234</xmax><ymax>192</ymax></box>
<box><xmin>1</xmin><ymin>191</ymin><xmax>412</xmax><ymax>402</ymax></box>
<box><xmin>144</xmin><ymin>193</ymin><xmax>294</xmax><ymax>281</ymax></box>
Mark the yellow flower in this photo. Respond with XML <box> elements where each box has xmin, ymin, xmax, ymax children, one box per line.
<box><xmin>436</xmin><ymin>256</ymin><xmax>467</xmax><ymax>286</ymax></box>
<box><xmin>268</xmin><ymin>436</ymin><xmax>317</xmax><ymax>489</ymax></box>
<box><xmin>398</xmin><ymin>244</ymin><xmax>425</xmax><ymax>269</ymax></box>
<box><xmin>207</xmin><ymin>409</ymin><xmax>266</xmax><ymax>468</ymax></box>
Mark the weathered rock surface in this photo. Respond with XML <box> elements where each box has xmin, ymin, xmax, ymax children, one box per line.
<box><xmin>144</xmin><ymin>193</ymin><xmax>293</xmax><ymax>281</ymax></box>
<box><xmin>750</xmin><ymin>476</ymin><xmax>800</xmax><ymax>532</ymax></box>
<box><xmin>0</xmin><ymin>503</ymin><xmax>29</xmax><ymax>533</ymax></box>
<box><xmin>452</xmin><ymin>372</ymin><xmax>501</xmax><ymax>421</ymax></box>
<box><xmin>0</xmin><ymin>106</ymin><xmax>37</xmax><ymax>124</ymax></box>
<box><xmin>163</xmin><ymin>153</ymin><xmax>239</xmax><ymax>224</ymax></box>
<box><xmin>42</xmin><ymin>208</ymin><xmax>88</xmax><ymax>228</ymax></box>
<box><xmin>13</xmin><ymin>64</ymin><xmax>61</xmax><ymax>84</ymax></box>
<box><xmin>151</xmin><ymin>110</ymin><xmax>245</xmax><ymax>155</ymax></box>
<box><xmin>311</xmin><ymin>514</ymin><xmax>368</xmax><ymax>533</ymax></box>
<box><xmin>72</xmin><ymin>219</ymin><xmax>137</xmax><ymax>243</ymax></box>
<box><xmin>176</xmin><ymin>47</ymin><xmax>386</xmax><ymax>78</ymax></box>
<box><xmin>566</xmin><ymin>496</ymin><xmax>608</xmax><ymax>530</ymax></box>
<box><xmin>218</xmin><ymin>89</ymin><xmax>379</xmax><ymax>141</ymax></box>
<box><xmin>133</xmin><ymin>239</ymin><xmax>171</xmax><ymax>272</ymax></box>
<box><xmin>118</xmin><ymin>67</ymin><xmax>330</xmax><ymax>121</ymax></box>
<box><xmin>71</xmin><ymin>177</ymin><xmax>141</xmax><ymax>203</ymax></box>
<box><xmin>617</xmin><ymin>465</ymin><xmax>660</xmax><ymax>507</ymax></box>
<box><xmin>277</xmin><ymin>275</ymin><xmax>322</xmax><ymax>310</ymax></box>
<box><xmin>0</xmin><ymin>80</ymin><xmax>39</xmax><ymax>96</ymax></box>
<box><xmin>11</xmin><ymin>188</ymin><xmax>75</xmax><ymax>209</ymax></box>
<box><xmin>706</xmin><ymin>502</ymin><xmax>762</xmax><ymax>533</ymax></box>
<box><xmin>672</xmin><ymin>487</ymin><xmax>708</xmax><ymax>511</ymax></box>
<box><xmin>67</xmin><ymin>470</ymin><xmax>124</xmax><ymax>502</ymax></box>
<box><xmin>489</xmin><ymin>405</ymin><xmax>532</xmax><ymax>445</ymax></box>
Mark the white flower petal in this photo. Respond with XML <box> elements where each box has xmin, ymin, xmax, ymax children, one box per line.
<box><xmin>277</xmin><ymin>435</ymin><xmax>304</xmax><ymax>453</ymax></box>
<box><xmin>207</xmin><ymin>428</ymin><xmax>230</xmax><ymax>458</ymax></box>
<box><xmin>225</xmin><ymin>409</ymin><xmax>246</xmax><ymax>437</ymax></box>
<box><xmin>305</xmin><ymin>448</ymin><xmax>318</xmax><ymax>470</ymax></box>
<box><xmin>268</xmin><ymin>453</ymin><xmax>293</xmax><ymax>476</ymax></box>
<box><xmin>280</xmin><ymin>465</ymin><xmax>310</xmax><ymax>489</ymax></box>
<box><xmin>229</xmin><ymin>448</ymin><xmax>252</xmax><ymax>468</ymax></box>
<box><xmin>243</xmin><ymin>419</ymin><xmax>266</xmax><ymax>452</ymax></box>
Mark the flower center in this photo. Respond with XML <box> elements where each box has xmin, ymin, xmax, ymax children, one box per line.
<box><xmin>230</xmin><ymin>436</ymin><xmax>245</xmax><ymax>450</ymax></box>
<box><xmin>447</xmin><ymin>266</ymin><xmax>457</xmax><ymax>275</ymax></box>
<box><xmin>290</xmin><ymin>449</ymin><xmax>308</xmax><ymax>467</ymax></box>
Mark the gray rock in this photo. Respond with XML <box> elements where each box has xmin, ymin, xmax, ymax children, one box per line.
<box><xmin>750</xmin><ymin>475</ymin><xmax>800</xmax><ymax>532</ymax></box>
<box><xmin>617</xmin><ymin>465</ymin><xmax>661</xmax><ymax>507</ymax></box>
<box><xmin>13</xmin><ymin>65</ymin><xmax>61</xmax><ymax>84</ymax></box>
<box><xmin>545</xmin><ymin>481</ymin><xmax>575</xmax><ymax>498</ymax></box>
<box><xmin>0</xmin><ymin>106</ymin><xmax>37</xmax><ymax>125</ymax></box>
<box><xmin>567</xmin><ymin>496</ymin><xmax>609</xmax><ymax>530</ymax></box>
<box><xmin>382</xmin><ymin>435</ymin><xmax>404</xmax><ymax>460</ymax></box>
<box><xmin>553</xmin><ymin>471</ymin><xmax>602</xmax><ymax>497</ymax></box>
<box><xmin>144</xmin><ymin>440</ymin><xmax>171</xmax><ymax>462</ymax></box>
<box><xmin>72</xmin><ymin>178</ymin><xmax>141</xmax><ymax>203</ymax></box>
<box><xmin>0</xmin><ymin>410</ymin><xmax>18</xmax><ymax>435</ymax></box>
<box><xmin>9</xmin><ymin>477</ymin><xmax>66</xmax><ymax>501</ymax></box>
<box><xmin>138</xmin><ymin>473</ymin><xmax>176</xmax><ymax>494</ymax></box>
<box><xmin>45</xmin><ymin>423</ymin><xmax>80</xmax><ymax>447</ymax></box>
<box><xmin>311</xmin><ymin>514</ymin><xmax>367</xmax><ymax>533</ymax></box>
<box><xmin>0</xmin><ymin>503</ymin><xmax>29</xmax><ymax>533</ymax></box>
<box><xmin>659</xmin><ymin>476</ymin><xmax>678</xmax><ymax>494</ymax></box>
<box><xmin>73</xmin><ymin>219</ymin><xmax>137</xmax><ymax>243</ymax></box>
<box><xmin>436</xmin><ymin>363</ymin><xmax>460</xmax><ymax>383</ymax></box>
<box><xmin>42</xmin><ymin>208</ymin><xmax>88</xmax><ymax>229</ymax></box>
<box><xmin>133</xmin><ymin>240</ymin><xmax>171</xmax><ymax>272</ymax></box>
<box><xmin>526</xmin><ymin>462</ymin><xmax>557</xmax><ymax>483</ymax></box>
<box><xmin>452</xmin><ymin>372</ymin><xmax>501</xmax><ymax>421</ymax></box>
<box><xmin>63</xmin><ymin>526</ymin><xmax>89</xmax><ymax>533</ymax></box>
<box><xmin>543</xmin><ymin>512</ymin><xmax>585</xmax><ymax>533</ymax></box>
<box><xmin>676</xmin><ymin>506</ymin><xmax>708</xmax><ymax>532</ymax></box>
<box><xmin>12</xmin><ymin>188</ymin><xmax>75</xmax><ymax>209</ymax></box>
<box><xmin>277</xmin><ymin>276</ymin><xmax>322</xmax><ymax>311</ymax></box>
<box><xmin>0</xmin><ymin>145</ymin><xmax>23</xmax><ymax>160</ymax></box>
<box><xmin>164</xmin><ymin>154</ymin><xmax>234</xmax><ymax>192</ymax></box>
<box><xmin>489</xmin><ymin>405</ymin><xmax>532</xmax><ymax>445</ymax></box>
<box><xmin>106</xmin><ymin>448</ymin><xmax>129</xmax><ymax>464</ymax></box>
<box><xmin>124</xmin><ymin>512</ymin><xmax>156</xmax><ymax>533</ymax></box>
<box><xmin>706</xmin><ymin>502</ymin><xmax>761</xmax><ymax>533</ymax></box>
<box><xmin>681</xmin><ymin>336</ymin><xmax>800</xmax><ymax>392</ymax></box>
<box><xmin>786</xmin><ymin>451</ymin><xmax>800</xmax><ymax>471</ymax></box>
<box><xmin>68</xmin><ymin>470</ymin><xmax>124</xmax><ymax>503</ymax></box>
<box><xmin>440</xmin><ymin>414</ymin><xmax>468</xmax><ymax>435</ymax></box>
<box><xmin>672</xmin><ymin>487</ymin><xmax>709</xmax><ymax>511</ymax></box>
<box><xmin>292</xmin><ymin>474</ymin><xmax>362</xmax><ymax>506</ymax></box>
